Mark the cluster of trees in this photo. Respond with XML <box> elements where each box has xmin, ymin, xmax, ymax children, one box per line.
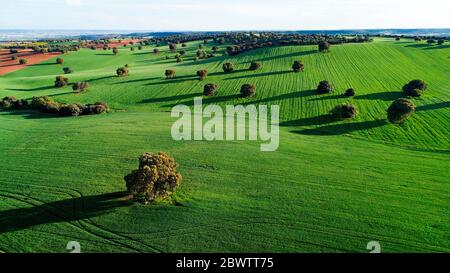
<box><xmin>72</xmin><ymin>82</ymin><xmax>89</xmax><ymax>93</ymax></box>
<box><xmin>314</xmin><ymin>78</ymin><xmax>424</xmax><ymax>124</ymax></box>
<box><xmin>124</xmin><ymin>152</ymin><xmax>182</xmax><ymax>204</ymax></box>
<box><xmin>0</xmin><ymin>96</ymin><xmax>109</xmax><ymax>117</ymax></box>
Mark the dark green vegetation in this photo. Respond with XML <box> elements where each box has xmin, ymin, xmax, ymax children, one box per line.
<box><xmin>0</xmin><ymin>38</ymin><xmax>449</xmax><ymax>253</ymax></box>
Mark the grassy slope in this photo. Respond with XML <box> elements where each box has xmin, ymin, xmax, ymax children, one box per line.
<box><xmin>0</xmin><ymin>39</ymin><xmax>449</xmax><ymax>252</ymax></box>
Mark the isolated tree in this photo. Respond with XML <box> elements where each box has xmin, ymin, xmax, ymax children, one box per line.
<box><xmin>63</xmin><ymin>67</ymin><xmax>73</xmax><ymax>74</ymax></box>
<box><xmin>165</xmin><ymin>69</ymin><xmax>175</xmax><ymax>79</ymax></box>
<box><xmin>153</xmin><ymin>48</ymin><xmax>159</xmax><ymax>54</ymax></box>
<box><xmin>222</xmin><ymin>62</ymin><xmax>234</xmax><ymax>73</ymax></box>
<box><xmin>249</xmin><ymin>61</ymin><xmax>262</xmax><ymax>71</ymax></box>
<box><xmin>176</xmin><ymin>56</ymin><xmax>183</xmax><ymax>63</ymax></box>
<box><xmin>212</xmin><ymin>46</ymin><xmax>219</xmax><ymax>52</ymax></box>
<box><xmin>130</xmin><ymin>47</ymin><xmax>135</xmax><ymax>51</ymax></box>
<box><xmin>395</xmin><ymin>37</ymin><xmax>401</xmax><ymax>41</ymax></box>
<box><xmin>292</xmin><ymin>60</ymin><xmax>304</xmax><ymax>72</ymax></box>
<box><xmin>402</xmin><ymin>79</ymin><xmax>427</xmax><ymax>97</ymax></box>
<box><xmin>138</xmin><ymin>45</ymin><xmax>143</xmax><ymax>50</ymax></box>
<box><xmin>197</xmin><ymin>70</ymin><xmax>208</xmax><ymax>81</ymax></box>
<box><xmin>344</xmin><ymin>88</ymin><xmax>356</xmax><ymax>97</ymax></box>
<box><xmin>318</xmin><ymin>41</ymin><xmax>330</xmax><ymax>52</ymax></box>
<box><xmin>387</xmin><ymin>98</ymin><xmax>416</xmax><ymax>124</ymax></box>
<box><xmin>124</xmin><ymin>152</ymin><xmax>182</xmax><ymax>204</ymax></box>
<box><xmin>179</xmin><ymin>50</ymin><xmax>186</xmax><ymax>56</ymax></box>
<box><xmin>198</xmin><ymin>44</ymin><xmax>204</xmax><ymax>50</ymax></box>
<box><xmin>317</xmin><ymin>80</ymin><xmax>333</xmax><ymax>94</ymax></box>
<box><xmin>19</xmin><ymin>59</ymin><xmax>28</xmax><ymax>65</ymax></box>
<box><xmin>56</xmin><ymin>57</ymin><xmax>64</xmax><ymax>64</ymax></box>
<box><xmin>72</xmin><ymin>82</ymin><xmax>89</xmax><ymax>92</ymax></box>
<box><xmin>169</xmin><ymin>43</ymin><xmax>177</xmax><ymax>52</ymax></box>
<box><xmin>116</xmin><ymin>67</ymin><xmax>129</xmax><ymax>77</ymax></box>
<box><xmin>196</xmin><ymin>50</ymin><xmax>206</xmax><ymax>59</ymax></box>
<box><xmin>54</xmin><ymin>76</ymin><xmax>69</xmax><ymax>88</ymax></box>
<box><xmin>331</xmin><ymin>103</ymin><xmax>358</xmax><ymax>119</ymax></box>
<box><xmin>240</xmin><ymin>84</ymin><xmax>256</xmax><ymax>98</ymax></box>
<box><xmin>112</xmin><ymin>47</ymin><xmax>119</xmax><ymax>55</ymax></box>
<box><xmin>181</xmin><ymin>43</ymin><xmax>187</xmax><ymax>47</ymax></box>
<box><xmin>203</xmin><ymin>83</ymin><xmax>218</xmax><ymax>96</ymax></box>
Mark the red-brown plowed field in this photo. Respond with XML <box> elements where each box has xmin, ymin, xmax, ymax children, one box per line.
<box><xmin>0</xmin><ymin>49</ymin><xmax>61</xmax><ymax>76</ymax></box>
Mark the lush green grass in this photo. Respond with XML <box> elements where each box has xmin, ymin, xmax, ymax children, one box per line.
<box><xmin>0</xmin><ymin>38</ymin><xmax>449</xmax><ymax>253</ymax></box>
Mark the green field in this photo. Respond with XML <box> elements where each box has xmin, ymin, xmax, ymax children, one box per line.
<box><xmin>0</xmin><ymin>38</ymin><xmax>449</xmax><ymax>253</ymax></box>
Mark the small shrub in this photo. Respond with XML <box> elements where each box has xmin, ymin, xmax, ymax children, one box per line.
<box><xmin>344</xmin><ymin>88</ymin><xmax>356</xmax><ymax>97</ymax></box>
<box><xmin>19</xmin><ymin>59</ymin><xmax>28</xmax><ymax>65</ymax></box>
<box><xmin>59</xmin><ymin>104</ymin><xmax>81</xmax><ymax>117</ymax></box>
<box><xmin>176</xmin><ymin>57</ymin><xmax>183</xmax><ymax>63</ymax></box>
<box><xmin>212</xmin><ymin>46</ymin><xmax>219</xmax><ymax>52</ymax></box>
<box><xmin>317</xmin><ymin>80</ymin><xmax>333</xmax><ymax>94</ymax></box>
<box><xmin>112</xmin><ymin>47</ymin><xmax>119</xmax><ymax>55</ymax></box>
<box><xmin>55</xmin><ymin>76</ymin><xmax>69</xmax><ymax>88</ymax></box>
<box><xmin>240</xmin><ymin>84</ymin><xmax>256</xmax><ymax>98</ymax></box>
<box><xmin>11</xmin><ymin>55</ymin><xmax>18</xmax><ymax>61</ymax></box>
<box><xmin>292</xmin><ymin>60</ymin><xmax>304</xmax><ymax>72</ymax></box>
<box><xmin>116</xmin><ymin>67</ymin><xmax>129</xmax><ymax>77</ymax></box>
<box><xmin>56</xmin><ymin>57</ymin><xmax>64</xmax><ymax>64</ymax></box>
<box><xmin>165</xmin><ymin>69</ymin><xmax>175</xmax><ymax>79</ymax></box>
<box><xmin>387</xmin><ymin>98</ymin><xmax>416</xmax><ymax>124</ymax></box>
<box><xmin>402</xmin><ymin>79</ymin><xmax>427</xmax><ymax>97</ymax></box>
<box><xmin>249</xmin><ymin>61</ymin><xmax>262</xmax><ymax>71</ymax></box>
<box><xmin>222</xmin><ymin>62</ymin><xmax>234</xmax><ymax>73</ymax></box>
<box><xmin>124</xmin><ymin>152</ymin><xmax>182</xmax><ymax>204</ymax></box>
<box><xmin>63</xmin><ymin>67</ymin><xmax>73</xmax><ymax>74</ymax></box>
<box><xmin>153</xmin><ymin>48</ymin><xmax>159</xmax><ymax>54</ymax></box>
<box><xmin>197</xmin><ymin>70</ymin><xmax>208</xmax><ymax>81</ymax></box>
<box><xmin>72</xmin><ymin>82</ymin><xmax>89</xmax><ymax>92</ymax></box>
<box><xmin>331</xmin><ymin>103</ymin><xmax>358</xmax><ymax>119</ymax></box>
<box><xmin>203</xmin><ymin>83</ymin><xmax>218</xmax><ymax>96</ymax></box>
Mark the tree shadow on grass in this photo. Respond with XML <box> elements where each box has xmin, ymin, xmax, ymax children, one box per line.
<box><xmin>225</xmin><ymin>70</ymin><xmax>292</xmax><ymax>80</ymax></box>
<box><xmin>0</xmin><ymin>192</ymin><xmax>130</xmax><ymax>234</ymax></box>
<box><xmin>32</xmin><ymin>63</ymin><xmax>56</xmax><ymax>66</ymax></box>
<box><xmin>416</xmin><ymin>101</ymin><xmax>450</xmax><ymax>112</ymax></box>
<box><xmin>139</xmin><ymin>92</ymin><xmax>203</xmax><ymax>104</ymax></box>
<box><xmin>164</xmin><ymin>94</ymin><xmax>241</xmax><ymax>107</ymax></box>
<box><xmin>354</xmin><ymin>91</ymin><xmax>403</xmax><ymax>101</ymax></box>
<box><xmin>241</xmin><ymin>89</ymin><xmax>316</xmax><ymax>105</ymax></box>
<box><xmin>7</xmin><ymin>85</ymin><xmax>54</xmax><ymax>92</ymax></box>
<box><xmin>308</xmin><ymin>94</ymin><xmax>346</xmax><ymax>101</ymax></box>
<box><xmin>280</xmin><ymin>114</ymin><xmax>335</xmax><ymax>127</ymax></box>
<box><xmin>114</xmin><ymin>76</ymin><xmax>161</xmax><ymax>85</ymax></box>
<box><xmin>1</xmin><ymin>110</ymin><xmax>61</xmax><ymax>119</ymax></box>
<box><xmin>292</xmin><ymin>119</ymin><xmax>387</xmax><ymax>136</ymax></box>
<box><xmin>249</xmin><ymin>49</ymin><xmax>317</xmax><ymax>63</ymax></box>
<box><xmin>423</xmin><ymin>44</ymin><xmax>450</xmax><ymax>50</ymax></box>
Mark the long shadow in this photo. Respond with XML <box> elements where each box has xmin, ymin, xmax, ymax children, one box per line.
<box><xmin>354</xmin><ymin>91</ymin><xmax>403</xmax><ymax>101</ymax></box>
<box><xmin>423</xmin><ymin>44</ymin><xmax>450</xmax><ymax>50</ymax></box>
<box><xmin>416</xmin><ymin>101</ymin><xmax>450</xmax><ymax>112</ymax></box>
<box><xmin>164</xmin><ymin>94</ymin><xmax>240</xmax><ymax>107</ymax></box>
<box><xmin>1</xmin><ymin>110</ymin><xmax>61</xmax><ymax>119</ymax></box>
<box><xmin>280</xmin><ymin>114</ymin><xmax>335</xmax><ymax>127</ymax></box>
<box><xmin>405</xmin><ymin>44</ymin><xmax>430</xmax><ymax>49</ymax></box>
<box><xmin>250</xmin><ymin>49</ymin><xmax>316</xmax><ymax>63</ymax></box>
<box><xmin>209</xmin><ymin>69</ymin><xmax>247</xmax><ymax>77</ymax></box>
<box><xmin>308</xmin><ymin>94</ymin><xmax>346</xmax><ymax>101</ymax></box>
<box><xmin>31</xmin><ymin>63</ymin><xmax>55</xmax><ymax>66</ymax></box>
<box><xmin>7</xmin><ymin>85</ymin><xmax>54</xmax><ymax>92</ymax></box>
<box><xmin>241</xmin><ymin>89</ymin><xmax>316</xmax><ymax>105</ymax></box>
<box><xmin>292</xmin><ymin>119</ymin><xmax>387</xmax><ymax>136</ymax></box>
<box><xmin>114</xmin><ymin>76</ymin><xmax>161</xmax><ymax>85</ymax></box>
<box><xmin>0</xmin><ymin>192</ymin><xmax>130</xmax><ymax>234</ymax></box>
<box><xmin>225</xmin><ymin>70</ymin><xmax>292</xmax><ymax>80</ymax></box>
<box><xmin>139</xmin><ymin>92</ymin><xmax>203</xmax><ymax>104</ymax></box>
<box><xmin>88</xmin><ymin>75</ymin><xmax>113</xmax><ymax>82</ymax></box>
<box><xmin>144</xmin><ymin>77</ymin><xmax>198</xmax><ymax>86</ymax></box>
<box><xmin>95</xmin><ymin>53</ymin><xmax>114</xmax><ymax>56</ymax></box>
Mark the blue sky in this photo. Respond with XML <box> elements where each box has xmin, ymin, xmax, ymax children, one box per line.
<box><xmin>0</xmin><ymin>0</ymin><xmax>449</xmax><ymax>30</ymax></box>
